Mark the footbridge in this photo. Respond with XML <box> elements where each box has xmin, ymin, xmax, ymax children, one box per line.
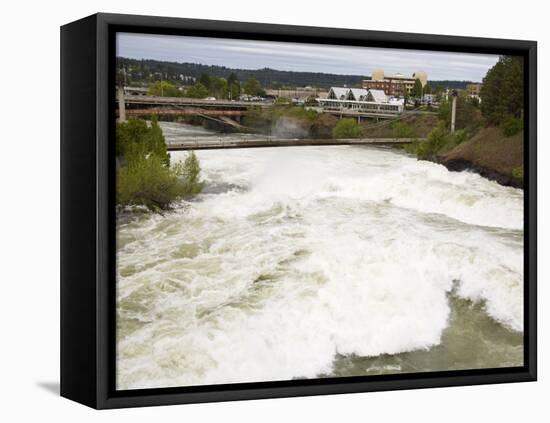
<box><xmin>166</xmin><ymin>137</ymin><xmax>424</xmax><ymax>151</ymax></box>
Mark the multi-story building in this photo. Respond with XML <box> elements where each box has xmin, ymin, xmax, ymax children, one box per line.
<box><xmin>466</xmin><ymin>83</ymin><xmax>482</xmax><ymax>102</ymax></box>
<box><xmin>362</xmin><ymin>69</ymin><xmax>428</xmax><ymax>97</ymax></box>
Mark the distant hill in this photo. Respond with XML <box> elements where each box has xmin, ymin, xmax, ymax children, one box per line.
<box><xmin>117</xmin><ymin>57</ymin><xmax>475</xmax><ymax>90</ymax></box>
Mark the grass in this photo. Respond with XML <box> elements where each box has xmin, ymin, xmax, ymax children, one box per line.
<box><xmin>441</xmin><ymin>127</ymin><xmax>523</xmax><ymax>178</ymax></box>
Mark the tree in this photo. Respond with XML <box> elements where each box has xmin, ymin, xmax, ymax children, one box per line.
<box><xmin>226</xmin><ymin>72</ymin><xmax>240</xmax><ymax>99</ymax></box>
<box><xmin>438</xmin><ymin>94</ymin><xmax>482</xmax><ymax>133</ymax></box>
<box><xmin>116</xmin><ymin>118</ymin><xmax>203</xmax><ymax>211</ymax></box>
<box><xmin>480</xmin><ymin>55</ymin><xmax>524</xmax><ymax>125</ymax></box>
<box><xmin>411</xmin><ymin>78</ymin><xmax>423</xmax><ymax>98</ymax></box>
<box><xmin>147</xmin><ymin>116</ymin><xmax>170</xmax><ymax>166</ymax></box>
<box><xmin>173</xmin><ymin>151</ymin><xmax>203</xmax><ymax>194</ymax></box>
<box><xmin>243</xmin><ymin>77</ymin><xmax>266</xmax><ymax>96</ymax></box>
<box><xmin>208</xmin><ymin>77</ymin><xmax>227</xmax><ymax>99</ymax></box>
<box><xmin>116</xmin><ymin>116</ymin><xmax>169</xmax><ymax>165</ymax></box>
<box><xmin>148</xmin><ymin>81</ymin><xmax>181</xmax><ymax>97</ymax></box>
<box><xmin>199</xmin><ymin>73</ymin><xmax>211</xmax><ymax>90</ymax></box>
<box><xmin>423</xmin><ymin>84</ymin><xmax>432</xmax><ymax>95</ymax></box>
<box><xmin>185</xmin><ymin>82</ymin><xmax>209</xmax><ymax>99</ymax></box>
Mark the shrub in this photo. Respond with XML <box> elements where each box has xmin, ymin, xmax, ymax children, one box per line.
<box><xmin>332</xmin><ymin>118</ymin><xmax>363</xmax><ymax>139</ymax></box>
<box><xmin>453</xmin><ymin>129</ymin><xmax>468</xmax><ymax>144</ymax></box>
<box><xmin>117</xmin><ymin>117</ymin><xmax>170</xmax><ymax>166</ymax></box>
<box><xmin>501</xmin><ymin>117</ymin><xmax>524</xmax><ymax>137</ymax></box>
<box><xmin>512</xmin><ymin>164</ymin><xmax>524</xmax><ymax>180</ymax></box>
<box><xmin>310</xmin><ymin>114</ymin><xmax>338</xmax><ymax>138</ymax></box>
<box><xmin>173</xmin><ymin>151</ymin><xmax>203</xmax><ymax>195</ymax></box>
<box><xmin>117</xmin><ymin>155</ymin><xmax>186</xmax><ymax>212</ymax></box>
<box><xmin>392</xmin><ymin>121</ymin><xmax>416</xmax><ymax>138</ymax></box>
<box><xmin>116</xmin><ymin>117</ymin><xmax>202</xmax><ymax>212</ymax></box>
<box><xmin>416</xmin><ymin>123</ymin><xmax>448</xmax><ymax>159</ymax></box>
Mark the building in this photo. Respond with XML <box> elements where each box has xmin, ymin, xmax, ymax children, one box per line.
<box><xmin>319</xmin><ymin>87</ymin><xmax>402</xmax><ymax>116</ymax></box>
<box><xmin>466</xmin><ymin>83</ymin><xmax>482</xmax><ymax>102</ymax></box>
<box><xmin>362</xmin><ymin>69</ymin><xmax>428</xmax><ymax>97</ymax></box>
<box><xmin>327</xmin><ymin>87</ymin><xmax>389</xmax><ymax>103</ymax></box>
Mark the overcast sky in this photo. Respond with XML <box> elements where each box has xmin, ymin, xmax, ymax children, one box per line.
<box><xmin>117</xmin><ymin>32</ymin><xmax>500</xmax><ymax>82</ymax></box>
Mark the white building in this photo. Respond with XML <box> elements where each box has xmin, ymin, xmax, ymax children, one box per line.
<box><xmin>321</xmin><ymin>87</ymin><xmax>401</xmax><ymax>116</ymax></box>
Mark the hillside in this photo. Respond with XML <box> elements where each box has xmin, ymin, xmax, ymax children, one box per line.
<box><xmin>439</xmin><ymin>127</ymin><xmax>524</xmax><ymax>188</ymax></box>
<box><xmin>117</xmin><ymin>57</ymin><xmax>475</xmax><ymax>90</ymax></box>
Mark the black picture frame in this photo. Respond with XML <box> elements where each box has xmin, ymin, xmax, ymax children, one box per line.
<box><xmin>60</xmin><ymin>12</ymin><xmax>537</xmax><ymax>409</ymax></box>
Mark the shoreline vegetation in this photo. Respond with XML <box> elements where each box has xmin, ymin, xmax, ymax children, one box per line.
<box><xmin>116</xmin><ymin>116</ymin><xmax>203</xmax><ymax>213</ymax></box>
<box><xmin>404</xmin><ymin>55</ymin><xmax>524</xmax><ymax>189</ymax></box>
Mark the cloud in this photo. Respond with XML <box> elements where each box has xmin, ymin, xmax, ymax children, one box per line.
<box><xmin>116</xmin><ymin>32</ymin><xmax>500</xmax><ymax>81</ymax></box>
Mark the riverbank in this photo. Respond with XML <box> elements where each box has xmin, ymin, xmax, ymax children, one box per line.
<box><xmin>437</xmin><ymin>127</ymin><xmax>524</xmax><ymax>189</ymax></box>
<box><xmin>162</xmin><ymin>114</ymin><xmax>524</xmax><ymax>189</ymax></box>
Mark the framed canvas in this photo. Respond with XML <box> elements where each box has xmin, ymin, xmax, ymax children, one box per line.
<box><xmin>60</xmin><ymin>13</ymin><xmax>537</xmax><ymax>409</ymax></box>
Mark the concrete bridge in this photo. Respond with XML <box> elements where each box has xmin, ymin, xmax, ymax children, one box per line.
<box><xmin>125</xmin><ymin>107</ymin><xmax>245</xmax><ymax>117</ymax></box>
<box><xmin>166</xmin><ymin>137</ymin><xmax>424</xmax><ymax>151</ymax></box>
<box><xmin>119</xmin><ymin>94</ymin><xmax>273</xmax><ymax>109</ymax></box>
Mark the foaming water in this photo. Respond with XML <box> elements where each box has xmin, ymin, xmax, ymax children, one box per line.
<box><xmin>116</xmin><ymin>139</ymin><xmax>523</xmax><ymax>390</ymax></box>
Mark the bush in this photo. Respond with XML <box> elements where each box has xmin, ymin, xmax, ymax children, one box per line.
<box><xmin>332</xmin><ymin>118</ymin><xmax>363</xmax><ymax>138</ymax></box>
<box><xmin>501</xmin><ymin>117</ymin><xmax>524</xmax><ymax>137</ymax></box>
<box><xmin>310</xmin><ymin>113</ymin><xmax>338</xmax><ymax>138</ymax></box>
<box><xmin>117</xmin><ymin>117</ymin><xmax>170</xmax><ymax>166</ymax></box>
<box><xmin>116</xmin><ymin>117</ymin><xmax>202</xmax><ymax>212</ymax></box>
<box><xmin>117</xmin><ymin>155</ymin><xmax>186</xmax><ymax>212</ymax></box>
<box><xmin>173</xmin><ymin>151</ymin><xmax>203</xmax><ymax>195</ymax></box>
<box><xmin>392</xmin><ymin>121</ymin><xmax>416</xmax><ymax>138</ymax></box>
<box><xmin>416</xmin><ymin>123</ymin><xmax>448</xmax><ymax>159</ymax></box>
<box><xmin>512</xmin><ymin>164</ymin><xmax>524</xmax><ymax>180</ymax></box>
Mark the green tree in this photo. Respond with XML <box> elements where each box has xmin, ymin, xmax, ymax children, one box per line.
<box><xmin>416</xmin><ymin>122</ymin><xmax>448</xmax><ymax>159</ymax></box>
<box><xmin>226</xmin><ymin>72</ymin><xmax>240</xmax><ymax>100</ymax></box>
<box><xmin>423</xmin><ymin>84</ymin><xmax>432</xmax><ymax>95</ymax></box>
<box><xmin>332</xmin><ymin>118</ymin><xmax>363</xmax><ymax>138</ymax></box>
<box><xmin>243</xmin><ymin>77</ymin><xmax>266</xmax><ymax>96</ymax></box>
<box><xmin>411</xmin><ymin>78</ymin><xmax>423</xmax><ymax>98</ymax></box>
<box><xmin>480</xmin><ymin>55</ymin><xmax>524</xmax><ymax>125</ymax></box>
<box><xmin>438</xmin><ymin>94</ymin><xmax>482</xmax><ymax>134</ymax></box>
<box><xmin>116</xmin><ymin>116</ymin><xmax>169</xmax><ymax>165</ymax></box>
<box><xmin>116</xmin><ymin>118</ymin><xmax>203</xmax><ymax>211</ymax></box>
<box><xmin>117</xmin><ymin>155</ymin><xmax>185</xmax><ymax>212</ymax></box>
<box><xmin>208</xmin><ymin>77</ymin><xmax>227</xmax><ymax>99</ymax></box>
<box><xmin>199</xmin><ymin>73</ymin><xmax>211</xmax><ymax>90</ymax></box>
<box><xmin>148</xmin><ymin>81</ymin><xmax>181</xmax><ymax>97</ymax></box>
<box><xmin>147</xmin><ymin>116</ymin><xmax>170</xmax><ymax>166</ymax></box>
<box><xmin>173</xmin><ymin>151</ymin><xmax>203</xmax><ymax>194</ymax></box>
<box><xmin>186</xmin><ymin>82</ymin><xmax>209</xmax><ymax>99</ymax></box>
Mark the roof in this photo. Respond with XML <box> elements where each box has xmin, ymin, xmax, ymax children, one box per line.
<box><xmin>347</xmin><ymin>88</ymin><xmax>370</xmax><ymax>101</ymax></box>
<box><xmin>368</xmin><ymin>89</ymin><xmax>388</xmax><ymax>103</ymax></box>
<box><xmin>328</xmin><ymin>87</ymin><xmax>349</xmax><ymax>100</ymax></box>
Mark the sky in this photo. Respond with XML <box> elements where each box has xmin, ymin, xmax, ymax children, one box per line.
<box><xmin>117</xmin><ymin>32</ymin><xmax>500</xmax><ymax>82</ymax></box>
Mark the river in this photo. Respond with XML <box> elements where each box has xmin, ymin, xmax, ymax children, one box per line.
<box><xmin>116</xmin><ymin>122</ymin><xmax>524</xmax><ymax>390</ymax></box>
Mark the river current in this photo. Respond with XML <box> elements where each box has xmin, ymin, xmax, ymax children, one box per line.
<box><xmin>116</xmin><ymin>122</ymin><xmax>524</xmax><ymax>390</ymax></box>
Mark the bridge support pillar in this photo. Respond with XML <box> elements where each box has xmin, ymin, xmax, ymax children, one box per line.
<box><xmin>118</xmin><ymin>86</ymin><xmax>126</xmax><ymax>122</ymax></box>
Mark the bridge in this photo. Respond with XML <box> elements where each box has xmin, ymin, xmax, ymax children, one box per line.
<box><xmin>166</xmin><ymin>137</ymin><xmax>424</xmax><ymax>151</ymax></box>
<box><xmin>119</xmin><ymin>94</ymin><xmax>273</xmax><ymax>109</ymax></box>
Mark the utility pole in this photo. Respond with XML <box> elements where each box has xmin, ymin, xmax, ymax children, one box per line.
<box><xmin>450</xmin><ymin>89</ymin><xmax>458</xmax><ymax>133</ymax></box>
